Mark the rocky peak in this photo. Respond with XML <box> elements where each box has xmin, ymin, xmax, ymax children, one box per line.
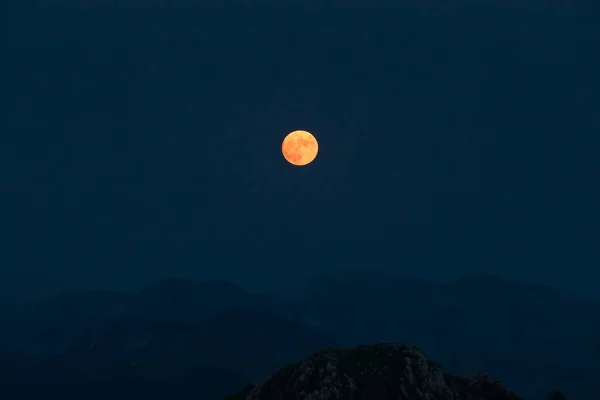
<box><xmin>225</xmin><ymin>343</ymin><xmax>553</xmax><ymax>400</ymax></box>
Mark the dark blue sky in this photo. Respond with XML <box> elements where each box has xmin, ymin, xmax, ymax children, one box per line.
<box><xmin>1</xmin><ymin>7</ymin><xmax>598</xmax><ymax>299</ymax></box>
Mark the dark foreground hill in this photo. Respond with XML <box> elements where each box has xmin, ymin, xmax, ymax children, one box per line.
<box><xmin>225</xmin><ymin>342</ymin><xmax>561</xmax><ymax>400</ymax></box>
<box><xmin>296</xmin><ymin>271</ymin><xmax>600</xmax><ymax>400</ymax></box>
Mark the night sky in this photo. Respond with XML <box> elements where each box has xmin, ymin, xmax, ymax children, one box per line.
<box><xmin>1</xmin><ymin>5</ymin><xmax>598</xmax><ymax>299</ymax></box>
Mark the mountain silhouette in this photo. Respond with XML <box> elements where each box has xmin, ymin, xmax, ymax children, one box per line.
<box><xmin>224</xmin><ymin>343</ymin><xmax>538</xmax><ymax>400</ymax></box>
<box><xmin>0</xmin><ymin>278</ymin><xmax>334</xmax><ymax>399</ymax></box>
<box><xmin>0</xmin><ymin>272</ymin><xmax>596</xmax><ymax>399</ymax></box>
<box><xmin>296</xmin><ymin>271</ymin><xmax>600</xmax><ymax>400</ymax></box>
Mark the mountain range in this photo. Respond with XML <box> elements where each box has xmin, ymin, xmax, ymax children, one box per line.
<box><xmin>0</xmin><ymin>271</ymin><xmax>597</xmax><ymax>399</ymax></box>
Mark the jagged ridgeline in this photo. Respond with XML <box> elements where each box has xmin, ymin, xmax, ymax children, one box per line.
<box><xmin>224</xmin><ymin>343</ymin><xmax>565</xmax><ymax>400</ymax></box>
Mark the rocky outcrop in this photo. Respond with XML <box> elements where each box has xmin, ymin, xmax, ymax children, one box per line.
<box><xmin>297</xmin><ymin>272</ymin><xmax>599</xmax><ymax>399</ymax></box>
<box><xmin>224</xmin><ymin>343</ymin><xmax>546</xmax><ymax>400</ymax></box>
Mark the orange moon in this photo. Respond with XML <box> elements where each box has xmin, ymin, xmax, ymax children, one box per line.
<box><xmin>282</xmin><ymin>130</ymin><xmax>319</xmax><ymax>166</ymax></box>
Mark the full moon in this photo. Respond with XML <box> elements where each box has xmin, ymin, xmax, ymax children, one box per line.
<box><xmin>282</xmin><ymin>130</ymin><xmax>319</xmax><ymax>166</ymax></box>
